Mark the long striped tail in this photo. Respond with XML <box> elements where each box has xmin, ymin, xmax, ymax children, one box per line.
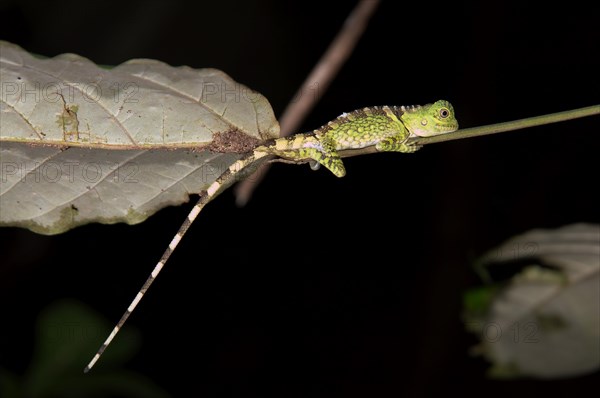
<box><xmin>84</xmin><ymin>150</ymin><xmax>267</xmax><ymax>373</ymax></box>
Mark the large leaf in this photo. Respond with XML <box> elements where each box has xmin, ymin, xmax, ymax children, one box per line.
<box><xmin>0</xmin><ymin>41</ymin><xmax>278</xmax><ymax>147</ymax></box>
<box><xmin>0</xmin><ymin>143</ymin><xmax>245</xmax><ymax>234</ymax></box>
<box><xmin>0</xmin><ymin>41</ymin><xmax>279</xmax><ymax>234</ymax></box>
<box><xmin>464</xmin><ymin>223</ymin><xmax>600</xmax><ymax>379</ymax></box>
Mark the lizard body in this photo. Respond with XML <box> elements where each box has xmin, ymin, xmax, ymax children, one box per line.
<box><xmin>256</xmin><ymin>99</ymin><xmax>458</xmax><ymax>177</ymax></box>
<box><xmin>85</xmin><ymin>99</ymin><xmax>458</xmax><ymax>372</ymax></box>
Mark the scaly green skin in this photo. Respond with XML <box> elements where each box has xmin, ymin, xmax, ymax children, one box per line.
<box><xmin>257</xmin><ymin>100</ymin><xmax>458</xmax><ymax>177</ymax></box>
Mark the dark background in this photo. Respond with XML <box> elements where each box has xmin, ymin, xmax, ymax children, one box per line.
<box><xmin>1</xmin><ymin>0</ymin><xmax>599</xmax><ymax>397</ymax></box>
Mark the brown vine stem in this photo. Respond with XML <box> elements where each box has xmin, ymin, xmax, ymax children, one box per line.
<box><xmin>234</xmin><ymin>0</ymin><xmax>381</xmax><ymax>206</ymax></box>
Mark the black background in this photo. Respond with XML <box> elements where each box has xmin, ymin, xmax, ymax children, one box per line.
<box><xmin>1</xmin><ymin>1</ymin><xmax>599</xmax><ymax>397</ymax></box>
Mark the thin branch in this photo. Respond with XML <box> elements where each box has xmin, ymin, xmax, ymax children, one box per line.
<box><xmin>234</xmin><ymin>0</ymin><xmax>380</xmax><ymax>206</ymax></box>
<box><xmin>334</xmin><ymin>105</ymin><xmax>600</xmax><ymax>159</ymax></box>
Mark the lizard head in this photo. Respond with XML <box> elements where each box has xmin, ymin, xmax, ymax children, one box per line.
<box><xmin>401</xmin><ymin>100</ymin><xmax>459</xmax><ymax>137</ymax></box>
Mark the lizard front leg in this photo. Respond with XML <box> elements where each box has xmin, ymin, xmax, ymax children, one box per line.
<box><xmin>375</xmin><ymin>135</ymin><xmax>422</xmax><ymax>153</ymax></box>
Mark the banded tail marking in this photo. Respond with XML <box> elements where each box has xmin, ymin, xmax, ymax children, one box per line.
<box><xmin>84</xmin><ymin>151</ymin><xmax>265</xmax><ymax>373</ymax></box>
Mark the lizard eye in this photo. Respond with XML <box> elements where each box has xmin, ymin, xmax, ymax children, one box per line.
<box><xmin>439</xmin><ymin>108</ymin><xmax>450</xmax><ymax>118</ymax></box>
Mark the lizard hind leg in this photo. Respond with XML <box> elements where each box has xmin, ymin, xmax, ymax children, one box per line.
<box><xmin>316</xmin><ymin>153</ymin><xmax>346</xmax><ymax>177</ymax></box>
<box><xmin>304</xmin><ymin>138</ymin><xmax>346</xmax><ymax>177</ymax></box>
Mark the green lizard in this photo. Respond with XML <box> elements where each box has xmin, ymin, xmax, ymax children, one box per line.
<box><xmin>256</xmin><ymin>99</ymin><xmax>458</xmax><ymax>177</ymax></box>
<box><xmin>85</xmin><ymin>99</ymin><xmax>458</xmax><ymax>372</ymax></box>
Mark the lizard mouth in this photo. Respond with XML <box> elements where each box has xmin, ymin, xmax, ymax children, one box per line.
<box><xmin>436</xmin><ymin>122</ymin><xmax>459</xmax><ymax>132</ymax></box>
<box><xmin>411</xmin><ymin>122</ymin><xmax>458</xmax><ymax>137</ymax></box>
